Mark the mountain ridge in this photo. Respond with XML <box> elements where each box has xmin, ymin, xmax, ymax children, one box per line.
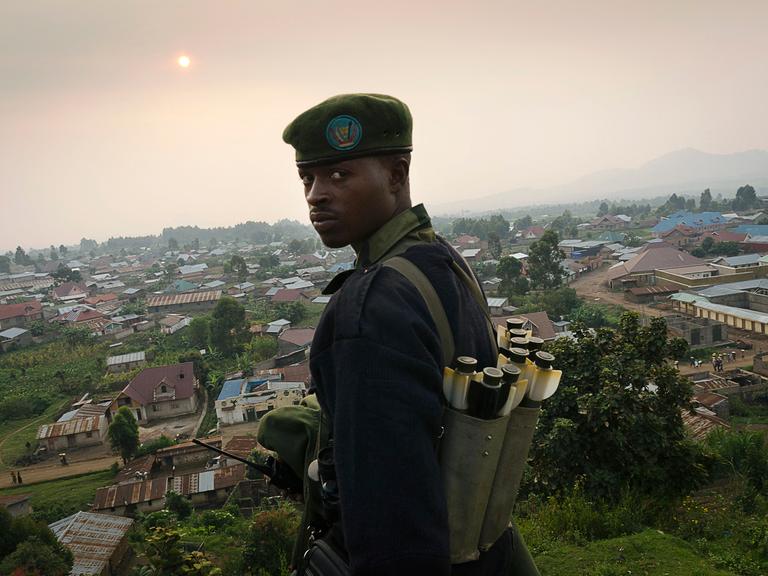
<box><xmin>433</xmin><ymin>148</ymin><xmax>768</xmax><ymax>215</ymax></box>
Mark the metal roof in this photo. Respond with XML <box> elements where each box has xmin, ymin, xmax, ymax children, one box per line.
<box><xmin>712</xmin><ymin>253</ymin><xmax>763</xmax><ymax>267</ymax></box>
<box><xmin>168</xmin><ymin>463</ymin><xmax>246</xmax><ymax>495</ymax></box>
<box><xmin>50</xmin><ymin>511</ymin><xmax>134</xmax><ymax>575</ymax></box>
<box><xmin>92</xmin><ymin>477</ymin><xmax>169</xmax><ymax>510</ymax></box>
<box><xmin>147</xmin><ymin>290</ymin><xmax>222</xmax><ymax>308</ymax></box>
<box><xmin>217</xmin><ymin>379</ymin><xmax>244</xmax><ymax>401</ymax></box>
<box><xmin>487</xmin><ymin>297</ymin><xmax>508</xmax><ymax>308</ymax></box>
<box><xmin>0</xmin><ymin>327</ymin><xmax>28</xmax><ymax>339</ymax></box>
<box><xmin>106</xmin><ymin>351</ymin><xmax>146</xmax><ymax>366</ymax></box>
<box><xmin>695</xmin><ymin>300</ymin><xmax>768</xmax><ymax>324</ymax></box>
<box><xmin>37</xmin><ymin>415</ymin><xmax>103</xmax><ymax>440</ymax></box>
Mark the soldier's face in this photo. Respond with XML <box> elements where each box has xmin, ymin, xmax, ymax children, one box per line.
<box><xmin>299</xmin><ymin>157</ymin><xmax>399</xmax><ymax>248</ymax></box>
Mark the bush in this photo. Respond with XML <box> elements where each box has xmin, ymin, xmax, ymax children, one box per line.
<box><xmin>0</xmin><ymin>396</ymin><xmax>51</xmax><ymax>421</ymax></box>
<box><xmin>165</xmin><ymin>490</ymin><xmax>192</xmax><ymax>520</ymax></box>
<box><xmin>239</xmin><ymin>503</ymin><xmax>300</xmax><ymax>575</ymax></box>
<box><xmin>135</xmin><ymin>435</ymin><xmax>175</xmax><ymax>458</ymax></box>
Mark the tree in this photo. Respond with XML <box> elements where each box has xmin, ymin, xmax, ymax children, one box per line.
<box><xmin>52</xmin><ymin>264</ymin><xmax>82</xmax><ymax>286</ymax></box>
<box><xmin>275</xmin><ymin>301</ymin><xmax>307</xmax><ymax>324</ymax></box>
<box><xmin>259</xmin><ymin>254</ymin><xmax>280</xmax><ymax>269</ymax></box>
<box><xmin>597</xmin><ymin>201</ymin><xmax>610</xmax><ymax>216</ymax></box>
<box><xmin>141</xmin><ymin>526</ymin><xmax>221</xmax><ymax>576</ymax></box>
<box><xmin>239</xmin><ymin>504</ymin><xmax>300</xmax><ymax>576</ymax></box>
<box><xmin>49</xmin><ymin>246</ymin><xmax>59</xmax><ymax>261</ymax></box>
<box><xmin>80</xmin><ymin>237</ymin><xmax>98</xmax><ymax>253</ymax></box>
<box><xmin>526</xmin><ymin>230</ymin><xmax>564</xmax><ymax>290</ymax></box>
<box><xmin>700</xmin><ymin>188</ymin><xmax>712</xmax><ymax>210</ymax></box>
<box><xmin>733</xmin><ymin>184</ymin><xmax>758</xmax><ymax>212</ymax></box>
<box><xmin>165</xmin><ymin>490</ymin><xmax>192</xmax><ymax>519</ymax></box>
<box><xmin>168</xmin><ymin>237</ymin><xmax>179</xmax><ymax>252</ymax></box>
<box><xmin>14</xmin><ymin>246</ymin><xmax>31</xmax><ymax>266</ymax></box>
<box><xmin>685</xmin><ymin>197</ymin><xmax>696</xmax><ymax>211</ymax></box>
<box><xmin>0</xmin><ymin>509</ymin><xmax>73</xmax><ymax>576</ymax></box>
<box><xmin>571</xmin><ymin>303</ymin><xmax>608</xmax><ymax>328</ymax></box>
<box><xmin>210</xmin><ymin>297</ymin><xmax>247</xmax><ymax>357</ymax></box>
<box><xmin>0</xmin><ymin>255</ymin><xmax>9</xmax><ymax>273</ymax></box>
<box><xmin>513</xmin><ymin>215</ymin><xmax>533</xmax><ymax>231</ymax></box>
<box><xmin>108</xmin><ymin>406</ymin><xmax>140</xmax><ymax>464</ymax></box>
<box><xmin>231</xmin><ymin>255</ymin><xmax>248</xmax><ymax>282</ymax></box>
<box><xmin>529</xmin><ymin>313</ymin><xmax>705</xmax><ymax>501</ymax></box>
<box><xmin>188</xmin><ymin>317</ymin><xmax>211</xmax><ymax>350</ymax></box>
<box><xmin>487</xmin><ymin>233</ymin><xmax>502</xmax><ymax>260</ymax></box>
<box><xmin>496</xmin><ymin>256</ymin><xmax>528</xmax><ymax>296</ymax></box>
<box><xmin>59</xmin><ymin>244</ymin><xmax>68</xmax><ymax>257</ymax></box>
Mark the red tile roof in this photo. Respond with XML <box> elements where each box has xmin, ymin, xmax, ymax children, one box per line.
<box><xmin>122</xmin><ymin>362</ymin><xmax>196</xmax><ymax>405</ymax></box>
<box><xmin>0</xmin><ymin>301</ymin><xmax>42</xmax><ymax>322</ymax></box>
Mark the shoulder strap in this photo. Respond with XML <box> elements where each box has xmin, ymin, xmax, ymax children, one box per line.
<box><xmin>384</xmin><ymin>256</ymin><xmax>456</xmax><ymax>367</ymax></box>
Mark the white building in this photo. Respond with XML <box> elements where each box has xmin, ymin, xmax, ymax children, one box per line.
<box><xmin>216</xmin><ymin>377</ymin><xmax>305</xmax><ymax>426</ymax></box>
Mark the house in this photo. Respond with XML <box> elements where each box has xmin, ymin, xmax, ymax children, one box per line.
<box><xmin>264</xmin><ymin>318</ymin><xmax>291</xmax><ymax>335</ymax></box>
<box><xmin>158</xmin><ymin>314</ymin><xmax>191</xmax><ymax>334</ymax></box>
<box><xmin>110</xmin><ymin>362</ymin><xmax>199</xmax><ymax>424</ymax></box>
<box><xmin>271</xmin><ymin>289</ymin><xmax>311</xmax><ymax>304</ymax></box>
<box><xmin>490</xmin><ymin>311</ymin><xmax>557</xmax><ymax>341</ymax></box>
<box><xmin>454</xmin><ymin>234</ymin><xmax>481</xmax><ymax>246</ymax></box>
<box><xmin>659</xmin><ymin>225</ymin><xmax>701</xmax><ymax>249</ymax></box>
<box><xmin>53</xmin><ymin>282</ymin><xmax>89</xmax><ymax>302</ymax></box>
<box><xmin>651</xmin><ymin>211</ymin><xmax>727</xmax><ymax>236</ymax></box>
<box><xmin>93</xmin><ymin>466</ymin><xmax>245</xmax><ymax>516</ymax></box>
<box><xmin>178</xmin><ymin>263</ymin><xmax>208</xmax><ymax>277</ymax></box>
<box><xmin>0</xmin><ymin>327</ymin><xmax>32</xmax><ymax>352</ymax></box>
<box><xmin>0</xmin><ymin>494</ymin><xmax>32</xmax><ymax>517</ymax></box>
<box><xmin>518</xmin><ymin>226</ymin><xmax>545</xmax><ymax>240</ymax></box>
<box><xmin>711</xmin><ymin>254</ymin><xmax>766</xmax><ymax>272</ymax></box>
<box><xmin>0</xmin><ymin>300</ymin><xmax>43</xmax><ymax>330</ymax></box>
<box><xmin>278</xmin><ymin>328</ymin><xmax>315</xmax><ymax>355</ymax></box>
<box><xmin>216</xmin><ymin>377</ymin><xmax>306</xmax><ymax>425</ymax></box>
<box><xmin>106</xmin><ymin>351</ymin><xmax>147</xmax><ymax>373</ymax></box>
<box><xmin>605</xmin><ymin>243</ymin><xmax>706</xmax><ymax>289</ymax></box>
<box><xmin>167</xmin><ymin>279</ymin><xmax>199</xmax><ymax>293</ymax></box>
<box><xmin>589</xmin><ymin>214</ymin><xmax>629</xmax><ymax>230</ymax></box>
<box><xmin>120</xmin><ymin>287</ymin><xmax>145</xmax><ymax>301</ymax></box>
<box><xmin>146</xmin><ymin>290</ymin><xmax>222</xmax><ymax>314</ymax></box>
<box><xmin>84</xmin><ymin>293</ymin><xmax>119</xmax><ymax>306</ymax></box>
<box><xmin>155</xmin><ymin>436</ymin><xmax>222</xmax><ymax>468</ymax></box>
<box><xmin>49</xmin><ymin>511</ymin><xmax>134</xmax><ymax>576</ymax></box>
<box><xmin>486</xmin><ymin>297</ymin><xmax>509</xmax><ymax>315</ymax></box>
<box><xmin>460</xmin><ymin>248</ymin><xmax>483</xmax><ymax>262</ymax></box>
<box><xmin>36</xmin><ymin>415</ymin><xmax>107</xmax><ymax>452</ymax></box>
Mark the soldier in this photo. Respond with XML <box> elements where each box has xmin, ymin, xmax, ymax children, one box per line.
<box><xmin>282</xmin><ymin>94</ymin><xmax>539</xmax><ymax>575</ymax></box>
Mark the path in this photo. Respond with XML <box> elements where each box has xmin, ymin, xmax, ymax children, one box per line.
<box><xmin>0</xmin><ymin>453</ymin><xmax>120</xmax><ymax>489</ymax></box>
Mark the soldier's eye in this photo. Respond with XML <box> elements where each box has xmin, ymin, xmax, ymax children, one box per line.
<box><xmin>301</xmin><ymin>174</ymin><xmax>313</xmax><ymax>185</ymax></box>
<box><xmin>330</xmin><ymin>170</ymin><xmax>347</xmax><ymax>181</ymax></box>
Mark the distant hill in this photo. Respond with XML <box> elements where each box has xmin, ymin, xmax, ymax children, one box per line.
<box><xmin>433</xmin><ymin>148</ymin><xmax>768</xmax><ymax>216</ymax></box>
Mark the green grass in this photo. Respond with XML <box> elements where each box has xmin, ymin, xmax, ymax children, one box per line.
<box><xmin>531</xmin><ymin>529</ymin><xmax>736</xmax><ymax>576</ymax></box>
<box><xmin>0</xmin><ymin>468</ymin><xmax>115</xmax><ymax>523</ymax></box>
<box><xmin>295</xmin><ymin>303</ymin><xmax>326</xmax><ymax>328</ymax></box>
<box><xmin>0</xmin><ymin>396</ymin><xmax>69</xmax><ymax>471</ymax></box>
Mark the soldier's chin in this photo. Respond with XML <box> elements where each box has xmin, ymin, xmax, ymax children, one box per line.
<box><xmin>317</xmin><ymin>231</ymin><xmax>350</xmax><ymax>249</ymax></box>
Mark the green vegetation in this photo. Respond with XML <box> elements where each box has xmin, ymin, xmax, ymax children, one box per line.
<box><xmin>527</xmin><ymin>529</ymin><xmax>734</xmax><ymax>576</ymax></box>
<box><xmin>0</xmin><ymin>469</ymin><xmax>115</xmax><ymax>524</ymax></box>
<box><xmin>109</xmin><ymin>406</ymin><xmax>140</xmax><ymax>464</ymax></box>
<box><xmin>0</xmin><ymin>507</ymin><xmax>73</xmax><ymax>575</ymax></box>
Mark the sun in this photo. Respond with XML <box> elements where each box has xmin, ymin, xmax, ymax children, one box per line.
<box><xmin>177</xmin><ymin>55</ymin><xmax>191</xmax><ymax>68</ymax></box>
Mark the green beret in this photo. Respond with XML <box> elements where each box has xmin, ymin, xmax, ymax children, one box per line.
<box><xmin>283</xmin><ymin>93</ymin><xmax>413</xmax><ymax>166</ymax></box>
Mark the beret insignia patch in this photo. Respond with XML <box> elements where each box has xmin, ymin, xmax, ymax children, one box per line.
<box><xmin>326</xmin><ymin>115</ymin><xmax>362</xmax><ymax>151</ymax></box>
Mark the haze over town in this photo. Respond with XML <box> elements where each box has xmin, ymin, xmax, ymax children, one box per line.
<box><xmin>3</xmin><ymin>0</ymin><xmax>768</xmax><ymax>250</ymax></box>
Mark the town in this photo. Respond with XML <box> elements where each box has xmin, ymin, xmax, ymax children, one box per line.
<box><xmin>2</xmin><ymin>185</ymin><xmax>768</xmax><ymax>574</ymax></box>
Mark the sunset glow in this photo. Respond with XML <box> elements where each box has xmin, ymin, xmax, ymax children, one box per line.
<box><xmin>177</xmin><ymin>55</ymin><xmax>191</xmax><ymax>68</ymax></box>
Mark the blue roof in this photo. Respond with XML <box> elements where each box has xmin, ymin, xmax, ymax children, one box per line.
<box><xmin>217</xmin><ymin>379</ymin><xmax>244</xmax><ymax>401</ymax></box>
<box><xmin>651</xmin><ymin>211</ymin><xmax>726</xmax><ymax>233</ymax></box>
<box><xmin>733</xmin><ymin>224</ymin><xmax>768</xmax><ymax>236</ymax></box>
<box><xmin>245</xmin><ymin>379</ymin><xmax>269</xmax><ymax>393</ymax></box>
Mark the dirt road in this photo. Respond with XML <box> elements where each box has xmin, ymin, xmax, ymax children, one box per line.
<box><xmin>0</xmin><ymin>453</ymin><xmax>119</xmax><ymax>489</ymax></box>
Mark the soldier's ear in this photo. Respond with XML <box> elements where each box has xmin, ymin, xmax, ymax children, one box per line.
<box><xmin>388</xmin><ymin>155</ymin><xmax>410</xmax><ymax>192</ymax></box>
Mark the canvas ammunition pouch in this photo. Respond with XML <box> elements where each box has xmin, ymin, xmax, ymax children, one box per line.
<box><xmin>259</xmin><ymin>244</ymin><xmax>541</xmax><ymax>573</ymax></box>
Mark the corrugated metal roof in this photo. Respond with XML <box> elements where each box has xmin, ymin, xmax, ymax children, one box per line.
<box><xmin>92</xmin><ymin>477</ymin><xmax>169</xmax><ymax>510</ymax></box>
<box><xmin>695</xmin><ymin>300</ymin><xmax>768</xmax><ymax>324</ymax></box>
<box><xmin>50</xmin><ymin>511</ymin><xmax>134</xmax><ymax>575</ymax></box>
<box><xmin>147</xmin><ymin>290</ymin><xmax>222</xmax><ymax>308</ymax></box>
<box><xmin>106</xmin><ymin>351</ymin><xmax>146</xmax><ymax>366</ymax></box>
<box><xmin>168</xmin><ymin>464</ymin><xmax>246</xmax><ymax>495</ymax></box>
<box><xmin>37</xmin><ymin>415</ymin><xmax>103</xmax><ymax>440</ymax></box>
<box><xmin>0</xmin><ymin>327</ymin><xmax>28</xmax><ymax>339</ymax></box>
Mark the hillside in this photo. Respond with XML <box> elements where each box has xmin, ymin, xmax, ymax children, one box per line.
<box><xmin>434</xmin><ymin>148</ymin><xmax>768</xmax><ymax>215</ymax></box>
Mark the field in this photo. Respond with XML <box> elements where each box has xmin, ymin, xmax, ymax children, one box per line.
<box><xmin>0</xmin><ymin>468</ymin><xmax>115</xmax><ymax>523</ymax></box>
<box><xmin>0</xmin><ymin>396</ymin><xmax>69</xmax><ymax>471</ymax></box>
<box><xmin>531</xmin><ymin>529</ymin><xmax>734</xmax><ymax>576</ymax></box>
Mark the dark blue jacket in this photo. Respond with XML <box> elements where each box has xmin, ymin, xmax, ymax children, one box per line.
<box><xmin>310</xmin><ymin>205</ymin><xmax>513</xmax><ymax>575</ymax></box>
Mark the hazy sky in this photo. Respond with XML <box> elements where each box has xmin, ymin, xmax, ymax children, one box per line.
<box><xmin>2</xmin><ymin>0</ymin><xmax>768</xmax><ymax>251</ymax></box>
